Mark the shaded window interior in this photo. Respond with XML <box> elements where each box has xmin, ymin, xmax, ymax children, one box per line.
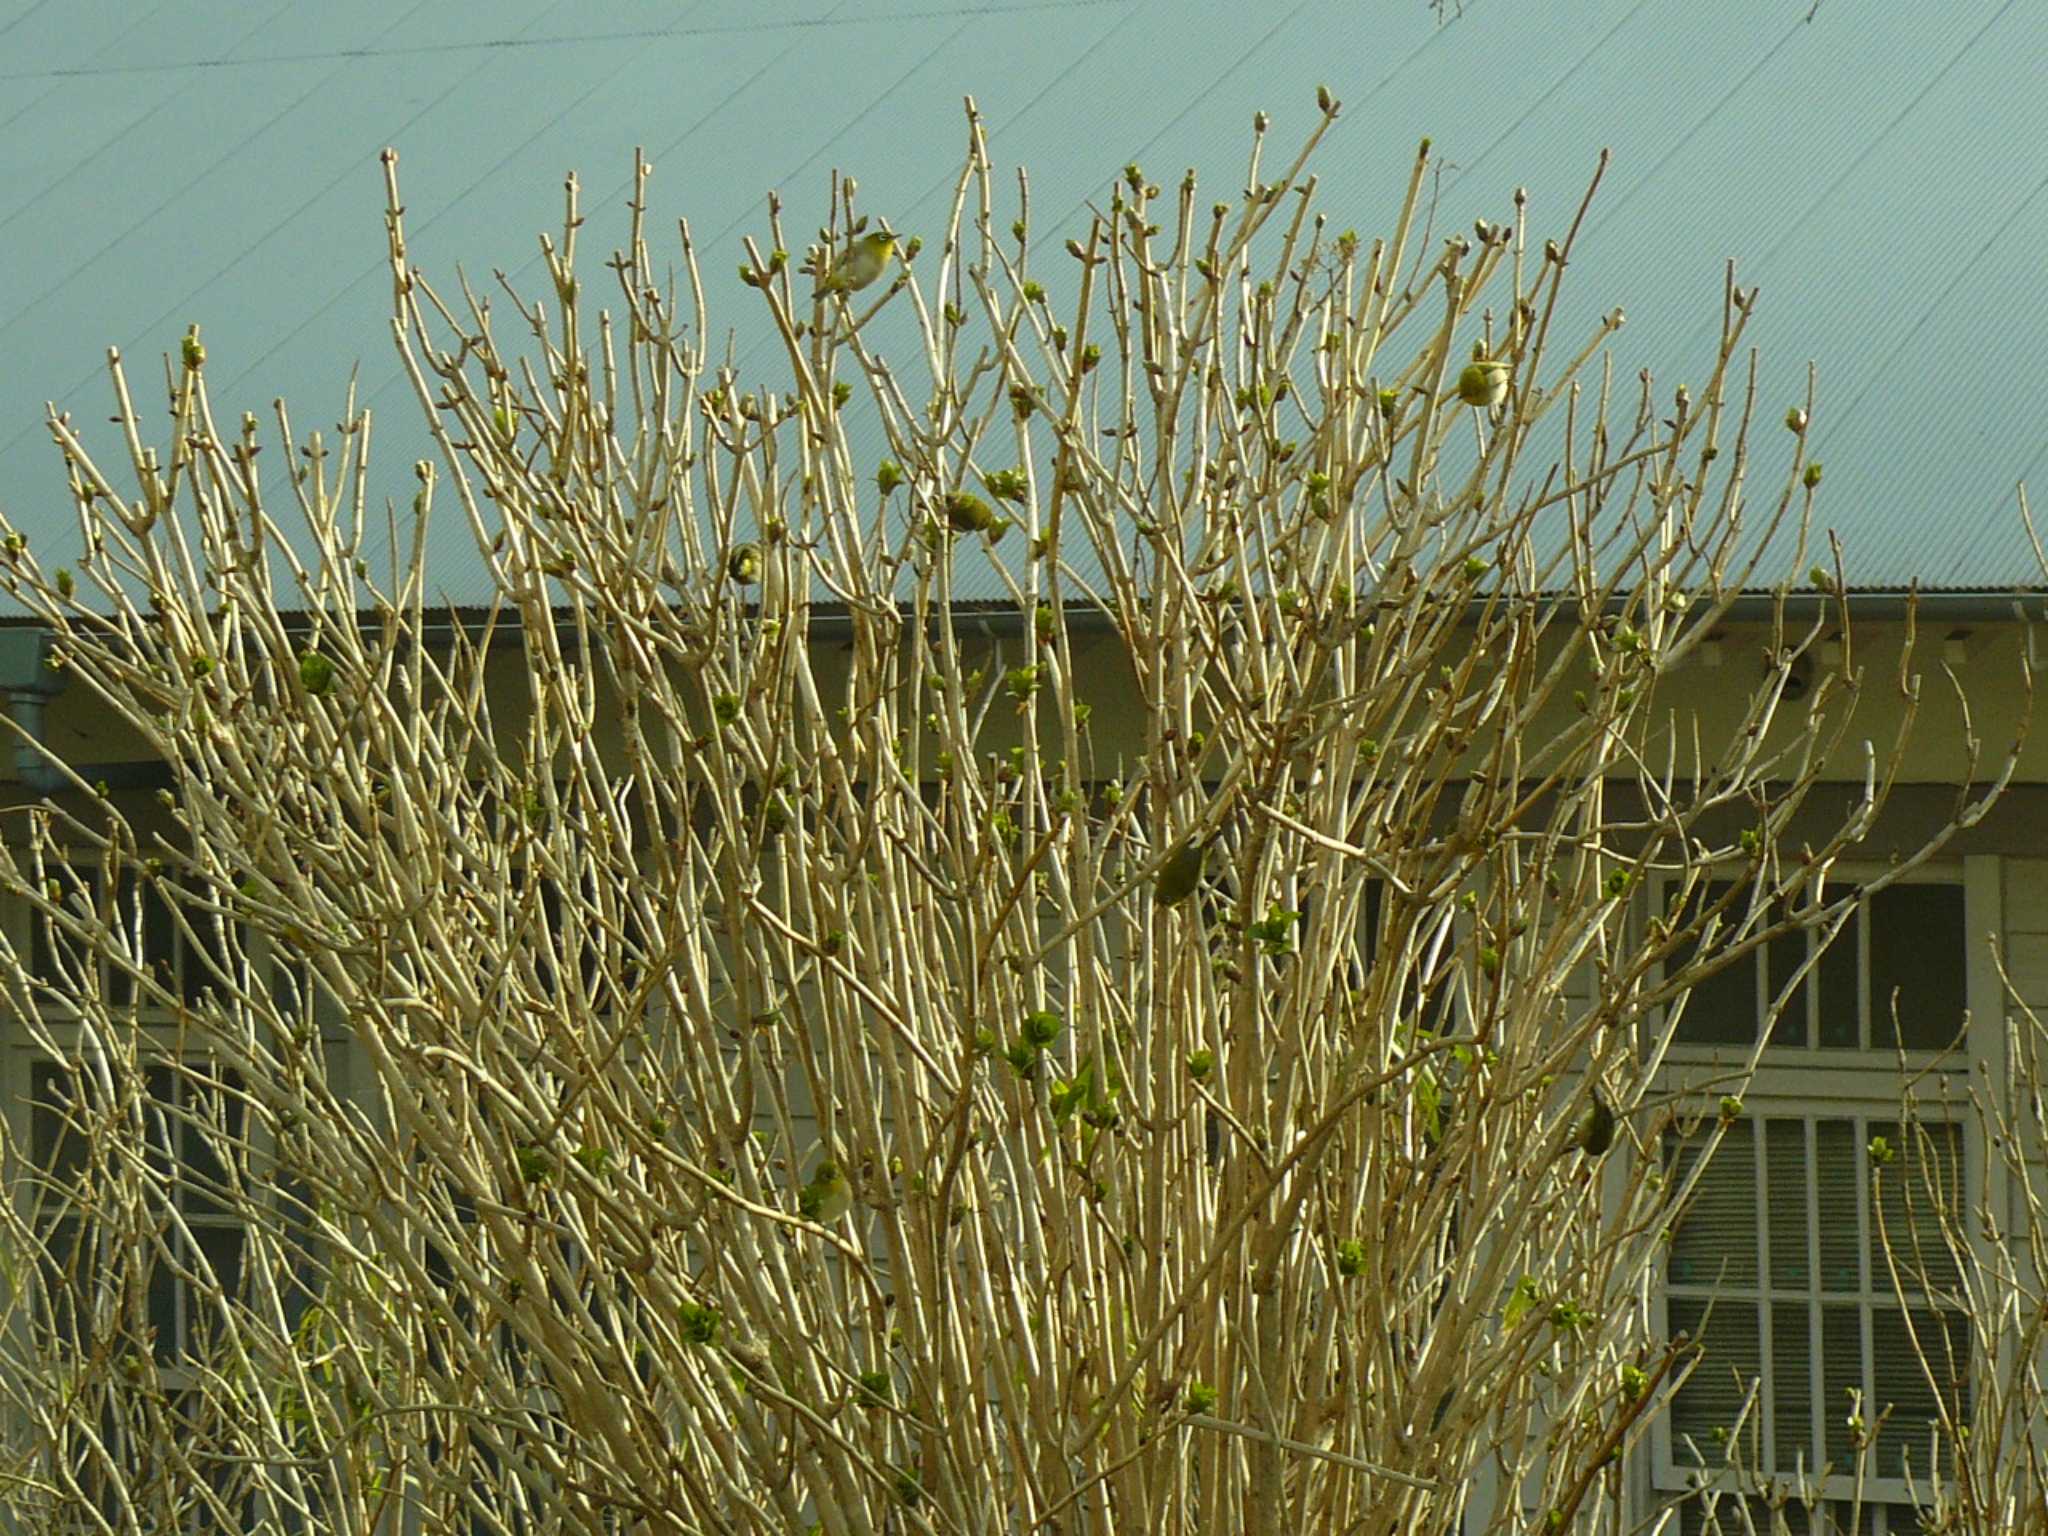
<box><xmin>1665</xmin><ymin>881</ymin><xmax>1964</xmax><ymax>1051</ymax></box>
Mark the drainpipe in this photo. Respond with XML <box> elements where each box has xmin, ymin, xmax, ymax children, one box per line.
<box><xmin>0</xmin><ymin>627</ymin><xmax>168</xmax><ymax>795</ymax></box>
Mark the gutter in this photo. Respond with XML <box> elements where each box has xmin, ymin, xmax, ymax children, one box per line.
<box><xmin>431</xmin><ymin>587</ymin><xmax>2048</xmax><ymax>648</ymax></box>
<box><xmin>0</xmin><ymin>587</ymin><xmax>2030</xmax><ymax>790</ymax></box>
<box><xmin>1710</xmin><ymin>590</ymin><xmax>2048</xmax><ymax>625</ymax></box>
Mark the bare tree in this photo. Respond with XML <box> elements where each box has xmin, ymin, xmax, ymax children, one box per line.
<box><xmin>0</xmin><ymin>95</ymin><xmax>2025</xmax><ymax>1535</ymax></box>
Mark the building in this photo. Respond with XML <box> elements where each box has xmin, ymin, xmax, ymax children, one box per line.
<box><xmin>2</xmin><ymin>3</ymin><xmax>2044</xmax><ymax>1532</ymax></box>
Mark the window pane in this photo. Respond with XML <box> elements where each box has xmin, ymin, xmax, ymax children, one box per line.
<box><xmin>1871</xmin><ymin>1306</ymin><xmax>1966</xmax><ymax>1479</ymax></box>
<box><xmin>177</xmin><ymin>1070</ymin><xmax>247</xmax><ymax>1220</ymax></box>
<box><xmin>1868</xmin><ymin>886</ymin><xmax>1966</xmax><ymax>1051</ymax></box>
<box><xmin>32</xmin><ymin>864</ymin><xmax>100</xmax><ymax>999</ymax></box>
<box><xmin>1766</xmin><ymin>905</ymin><xmax>1811</xmax><ymax>1048</ymax></box>
<box><xmin>1670</xmin><ymin>882</ymin><xmax>1761</xmax><ymax>1045</ymax></box>
<box><xmin>30</xmin><ymin>1062</ymin><xmax>90</xmax><ymax>1185</ymax></box>
<box><xmin>1670</xmin><ymin>1122</ymin><xmax>1758</xmax><ymax>1288</ymax></box>
<box><xmin>1821</xmin><ymin>1303</ymin><xmax>1864</xmax><ymax>1468</ymax></box>
<box><xmin>127</xmin><ymin>876</ymin><xmax>179</xmax><ymax>1009</ymax></box>
<box><xmin>1870</xmin><ymin>1122</ymin><xmax>1962</xmax><ymax>1294</ymax></box>
<box><xmin>148</xmin><ymin>880</ymin><xmax>182</xmax><ymax>988</ymax></box>
<box><xmin>180</xmin><ymin>888</ymin><xmax>231</xmax><ymax>1004</ymax></box>
<box><xmin>1816</xmin><ymin>899</ymin><xmax>1861</xmax><ymax>1049</ymax></box>
<box><xmin>149</xmin><ymin>1246</ymin><xmax>179</xmax><ymax>1362</ymax></box>
<box><xmin>1766</xmin><ymin>1120</ymin><xmax>1811</xmax><ymax>1289</ymax></box>
<box><xmin>186</xmin><ymin>1226</ymin><xmax>247</xmax><ymax>1354</ymax></box>
<box><xmin>142</xmin><ymin>1062</ymin><xmax>177</xmax><ymax>1187</ymax></box>
<box><xmin>1670</xmin><ymin>1296</ymin><xmax>1763</xmax><ymax>1465</ymax></box>
<box><xmin>1771</xmin><ymin>1301</ymin><xmax>1816</xmax><ymax>1474</ymax></box>
<box><xmin>1815</xmin><ymin>1122</ymin><xmax>1860</xmax><ymax>1293</ymax></box>
<box><xmin>35</xmin><ymin>1215</ymin><xmax>93</xmax><ymax>1347</ymax></box>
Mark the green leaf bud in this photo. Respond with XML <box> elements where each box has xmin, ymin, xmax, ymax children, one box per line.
<box><xmin>1021</xmin><ymin>1009</ymin><xmax>1063</xmax><ymax>1047</ymax></box>
<box><xmin>679</xmin><ymin>1301</ymin><xmax>721</xmax><ymax>1346</ymax></box>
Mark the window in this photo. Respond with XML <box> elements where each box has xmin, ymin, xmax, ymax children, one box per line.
<box><xmin>24</xmin><ymin>861</ymin><xmax>252</xmax><ymax>1362</ymax></box>
<box><xmin>1661</xmin><ymin>1116</ymin><xmax>1966</xmax><ymax>1488</ymax></box>
<box><xmin>1651</xmin><ymin>873</ymin><xmax>1974</xmax><ymax>1528</ymax></box>
<box><xmin>1666</xmin><ymin>880</ymin><xmax>1965</xmax><ymax>1052</ymax></box>
<box><xmin>14</xmin><ymin>857</ymin><xmax>267</xmax><ymax>1512</ymax></box>
<box><xmin>31</xmin><ymin>862</ymin><xmax>235</xmax><ymax>1014</ymax></box>
<box><xmin>30</xmin><ymin>1058</ymin><xmax>249</xmax><ymax>1365</ymax></box>
<box><xmin>502</xmin><ymin>859</ymin><xmax>652</xmax><ymax>1020</ymax></box>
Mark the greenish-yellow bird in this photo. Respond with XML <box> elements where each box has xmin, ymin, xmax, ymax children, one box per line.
<box><xmin>1572</xmin><ymin>1089</ymin><xmax>1616</xmax><ymax>1158</ymax></box>
<box><xmin>1456</xmin><ymin>356</ymin><xmax>1510</xmax><ymax>409</ymax></box>
<box><xmin>798</xmin><ymin>1160</ymin><xmax>853</xmax><ymax>1224</ymax></box>
<box><xmin>942</xmin><ymin>491</ymin><xmax>1010</xmax><ymax>541</ymax></box>
<box><xmin>1154</xmin><ymin>837</ymin><xmax>1210</xmax><ymax>908</ymax></box>
<box><xmin>727</xmin><ymin>543</ymin><xmax>762</xmax><ymax>585</ymax></box>
<box><xmin>818</xmin><ymin>229</ymin><xmax>897</xmax><ymax>296</ymax></box>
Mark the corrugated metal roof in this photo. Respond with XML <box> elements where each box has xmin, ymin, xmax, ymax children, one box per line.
<box><xmin>2</xmin><ymin>0</ymin><xmax>2042</xmax><ymax>608</ymax></box>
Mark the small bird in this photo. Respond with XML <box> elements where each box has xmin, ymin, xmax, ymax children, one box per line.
<box><xmin>727</xmin><ymin>543</ymin><xmax>762</xmax><ymax>585</ymax></box>
<box><xmin>1154</xmin><ymin>836</ymin><xmax>1211</xmax><ymax>908</ymax></box>
<box><xmin>817</xmin><ymin>227</ymin><xmax>897</xmax><ymax>297</ymax></box>
<box><xmin>1571</xmin><ymin>1089</ymin><xmax>1616</xmax><ymax>1159</ymax></box>
<box><xmin>798</xmin><ymin>1160</ymin><xmax>853</xmax><ymax>1224</ymax></box>
<box><xmin>1456</xmin><ymin>345</ymin><xmax>1511</xmax><ymax>409</ymax></box>
<box><xmin>942</xmin><ymin>491</ymin><xmax>1009</xmax><ymax>540</ymax></box>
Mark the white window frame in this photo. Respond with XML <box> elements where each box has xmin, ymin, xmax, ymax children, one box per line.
<box><xmin>0</xmin><ymin>856</ymin><xmax>356</xmax><ymax>1536</ymax></box>
<box><xmin>1641</xmin><ymin>857</ymin><xmax>1997</xmax><ymax>1520</ymax></box>
<box><xmin>1653</xmin><ymin>1106</ymin><xmax>1971</xmax><ymax>1505</ymax></box>
<box><xmin>5</xmin><ymin>857</ymin><xmax>267</xmax><ymax>1379</ymax></box>
<box><xmin>23</xmin><ymin>1052</ymin><xmax>253</xmax><ymax>1370</ymax></box>
<box><xmin>1653</xmin><ymin>866</ymin><xmax>1971</xmax><ymax>1071</ymax></box>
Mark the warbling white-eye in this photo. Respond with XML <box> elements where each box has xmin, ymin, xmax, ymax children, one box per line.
<box><xmin>798</xmin><ymin>1160</ymin><xmax>853</xmax><ymax>1223</ymax></box>
<box><xmin>1456</xmin><ymin>352</ymin><xmax>1511</xmax><ymax>409</ymax></box>
<box><xmin>943</xmin><ymin>491</ymin><xmax>1010</xmax><ymax>541</ymax></box>
<box><xmin>817</xmin><ymin>228</ymin><xmax>897</xmax><ymax>296</ymax></box>
<box><xmin>1155</xmin><ymin>836</ymin><xmax>1211</xmax><ymax>908</ymax></box>
<box><xmin>1572</xmin><ymin>1089</ymin><xmax>1616</xmax><ymax>1158</ymax></box>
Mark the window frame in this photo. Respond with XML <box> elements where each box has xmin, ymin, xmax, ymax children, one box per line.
<box><xmin>1641</xmin><ymin>857</ymin><xmax>1994</xmax><ymax>1517</ymax></box>
<box><xmin>1653</xmin><ymin>865</ymin><xmax>1971</xmax><ymax>1073</ymax></box>
<box><xmin>4</xmin><ymin>856</ymin><xmax>275</xmax><ymax>1377</ymax></box>
<box><xmin>1651</xmin><ymin>1105</ymin><xmax>1972</xmax><ymax>1506</ymax></box>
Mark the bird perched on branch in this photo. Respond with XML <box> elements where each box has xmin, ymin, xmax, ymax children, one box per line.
<box><xmin>1456</xmin><ymin>342</ymin><xmax>1511</xmax><ymax>409</ymax></box>
<box><xmin>799</xmin><ymin>1160</ymin><xmax>853</xmax><ymax>1224</ymax></box>
<box><xmin>816</xmin><ymin>227</ymin><xmax>897</xmax><ymax>297</ymax></box>
<box><xmin>1154</xmin><ymin>835</ymin><xmax>1213</xmax><ymax>908</ymax></box>
<box><xmin>941</xmin><ymin>491</ymin><xmax>1013</xmax><ymax>544</ymax></box>
<box><xmin>1570</xmin><ymin>1088</ymin><xmax>1616</xmax><ymax>1159</ymax></box>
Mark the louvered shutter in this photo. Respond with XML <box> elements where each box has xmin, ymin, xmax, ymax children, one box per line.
<box><xmin>1665</xmin><ymin>1117</ymin><xmax>1966</xmax><ymax>1487</ymax></box>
